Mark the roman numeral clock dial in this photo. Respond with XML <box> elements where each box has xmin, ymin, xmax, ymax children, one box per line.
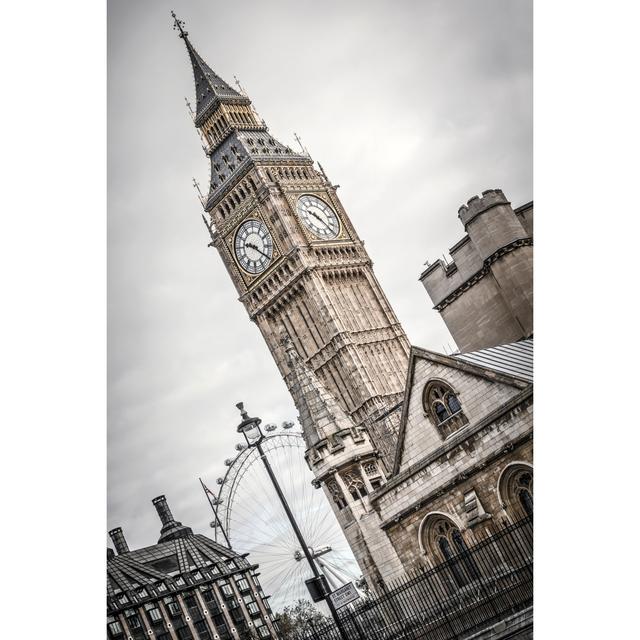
<box><xmin>296</xmin><ymin>195</ymin><xmax>340</xmax><ymax>239</ymax></box>
<box><xmin>234</xmin><ymin>219</ymin><xmax>273</xmax><ymax>275</ymax></box>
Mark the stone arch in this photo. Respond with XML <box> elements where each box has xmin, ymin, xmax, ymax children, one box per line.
<box><xmin>497</xmin><ymin>461</ymin><xmax>533</xmax><ymax>522</ymax></box>
<box><xmin>418</xmin><ymin>511</ymin><xmax>480</xmax><ymax>586</ymax></box>
<box><xmin>417</xmin><ymin>510</ymin><xmax>464</xmax><ymax>556</ymax></box>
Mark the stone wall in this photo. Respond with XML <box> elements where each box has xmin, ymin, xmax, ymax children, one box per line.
<box><xmin>420</xmin><ymin>189</ymin><xmax>533</xmax><ymax>353</ymax></box>
<box><xmin>367</xmin><ymin>348</ymin><xmax>533</xmax><ymax>582</ymax></box>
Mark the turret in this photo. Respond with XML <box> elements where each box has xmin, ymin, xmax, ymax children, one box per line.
<box><xmin>458</xmin><ymin>189</ymin><xmax>529</xmax><ymax>259</ymax></box>
<box><xmin>421</xmin><ymin>188</ymin><xmax>533</xmax><ymax>352</ymax></box>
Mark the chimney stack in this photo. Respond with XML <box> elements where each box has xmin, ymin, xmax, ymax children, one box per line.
<box><xmin>152</xmin><ymin>494</ymin><xmax>193</xmax><ymax>542</ymax></box>
<box><xmin>108</xmin><ymin>527</ymin><xmax>130</xmax><ymax>555</ymax></box>
<box><xmin>152</xmin><ymin>495</ymin><xmax>175</xmax><ymax>526</ymax></box>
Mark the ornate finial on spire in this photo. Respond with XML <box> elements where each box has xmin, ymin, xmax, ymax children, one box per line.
<box><xmin>233</xmin><ymin>75</ymin><xmax>247</xmax><ymax>96</ymax></box>
<box><xmin>318</xmin><ymin>162</ymin><xmax>329</xmax><ymax>182</ymax></box>
<box><xmin>236</xmin><ymin>402</ymin><xmax>249</xmax><ymax>420</ymax></box>
<box><xmin>171</xmin><ymin>10</ymin><xmax>188</xmax><ymax>38</ymax></box>
<box><xmin>193</xmin><ymin>177</ymin><xmax>206</xmax><ymax>206</ymax></box>
<box><xmin>293</xmin><ymin>132</ymin><xmax>308</xmax><ymax>156</ymax></box>
<box><xmin>201</xmin><ymin>214</ymin><xmax>215</xmax><ymax>246</ymax></box>
<box><xmin>185</xmin><ymin>97</ymin><xmax>195</xmax><ymax>121</ymax></box>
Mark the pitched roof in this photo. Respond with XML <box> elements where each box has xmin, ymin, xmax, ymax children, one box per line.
<box><xmin>389</xmin><ymin>339</ymin><xmax>533</xmax><ymax>476</ymax></box>
<box><xmin>184</xmin><ymin>38</ymin><xmax>249</xmax><ymax>125</ymax></box>
<box><xmin>455</xmin><ymin>338</ymin><xmax>533</xmax><ymax>382</ymax></box>
<box><xmin>205</xmin><ymin>129</ymin><xmax>309</xmax><ymax>210</ymax></box>
<box><xmin>173</xmin><ymin>14</ymin><xmax>249</xmax><ymax>126</ymax></box>
<box><xmin>107</xmin><ymin>533</ymin><xmax>250</xmax><ymax>597</ymax></box>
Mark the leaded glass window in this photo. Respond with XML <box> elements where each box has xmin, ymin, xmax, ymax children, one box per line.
<box><xmin>422</xmin><ymin>380</ymin><xmax>468</xmax><ymax>438</ymax></box>
<box><xmin>326</xmin><ymin>479</ymin><xmax>347</xmax><ymax>510</ymax></box>
<box><xmin>424</xmin><ymin>516</ymin><xmax>481</xmax><ymax>588</ymax></box>
<box><xmin>499</xmin><ymin>464</ymin><xmax>533</xmax><ymax>521</ymax></box>
<box><xmin>342</xmin><ymin>469</ymin><xmax>368</xmax><ymax>501</ymax></box>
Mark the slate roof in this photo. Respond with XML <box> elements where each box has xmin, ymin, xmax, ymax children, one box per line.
<box><xmin>107</xmin><ymin>532</ymin><xmax>251</xmax><ymax>599</ymax></box>
<box><xmin>455</xmin><ymin>338</ymin><xmax>533</xmax><ymax>383</ymax></box>
<box><xmin>205</xmin><ymin>129</ymin><xmax>309</xmax><ymax>210</ymax></box>
<box><xmin>180</xmin><ymin>31</ymin><xmax>250</xmax><ymax>126</ymax></box>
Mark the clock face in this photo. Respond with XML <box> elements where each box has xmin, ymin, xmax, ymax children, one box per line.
<box><xmin>234</xmin><ymin>219</ymin><xmax>273</xmax><ymax>275</ymax></box>
<box><xmin>296</xmin><ymin>195</ymin><xmax>340</xmax><ymax>239</ymax></box>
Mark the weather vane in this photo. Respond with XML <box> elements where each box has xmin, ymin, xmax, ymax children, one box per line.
<box><xmin>171</xmin><ymin>11</ymin><xmax>188</xmax><ymax>38</ymax></box>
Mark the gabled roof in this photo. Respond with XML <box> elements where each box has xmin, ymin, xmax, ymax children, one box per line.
<box><xmin>390</xmin><ymin>339</ymin><xmax>533</xmax><ymax>476</ymax></box>
<box><xmin>455</xmin><ymin>338</ymin><xmax>533</xmax><ymax>382</ymax></box>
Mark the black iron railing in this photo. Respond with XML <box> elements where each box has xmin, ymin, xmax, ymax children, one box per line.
<box><xmin>295</xmin><ymin>517</ymin><xmax>532</xmax><ymax>640</ymax></box>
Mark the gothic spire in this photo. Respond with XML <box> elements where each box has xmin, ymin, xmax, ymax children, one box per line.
<box><xmin>283</xmin><ymin>335</ymin><xmax>356</xmax><ymax>446</ymax></box>
<box><xmin>171</xmin><ymin>12</ymin><xmax>249</xmax><ymax>126</ymax></box>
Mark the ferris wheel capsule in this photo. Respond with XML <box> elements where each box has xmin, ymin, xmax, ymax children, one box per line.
<box><xmin>235</xmin><ymin>443</ymin><xmax>247</xmax><ymax>451</ymax></box>
<box><xmin>282</xmin><ymin>420</ymin><xmax>294</xmax><ymax>429</ymax></box>
<box><xmin>224</xmin><ymin>458</ymin><xmax>234</xmax><ymax>466</ymax></box>
<box><xmin>216</xmin><ymin>477</ymin><xmax>224</xmax><ymax>485</ymax></box>
<box><xmin>264</xmin><ymin>423</ymin><xmax>277</xmax><ymax>432</ymax></box>
<box><xmin>209</xmin><ymin>521</ymin><xmax>217</xmax><ymax>528</ymax></box>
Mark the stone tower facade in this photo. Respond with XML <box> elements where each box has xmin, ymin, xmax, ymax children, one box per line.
<box><xmin>420</xmin><ymin>189</ymin><xmax>533</xmax><ymax>353</ymax></box>
<box><xmin>173</xmin><ymin>15</ymin><xmax>410</xmax><ymax>586</ymax></box>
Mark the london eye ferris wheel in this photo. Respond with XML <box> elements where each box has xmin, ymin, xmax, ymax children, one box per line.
<box><xmin>203</xmin><ymin>422</ymin><xmax>360</xmax><ymax>612</ymax></box>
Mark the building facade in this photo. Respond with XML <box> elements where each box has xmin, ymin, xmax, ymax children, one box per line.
<box><xmin>172</xmin><ymin>15</ymin><xmax>533</xmax><ymax>615</ymax></box>
<box><xmin>420</xmin><ymin>189</ymin><xmax>533</xmax><ymax>353</ymax></box>
<box><xmin>371</xmin><ymin>340</ymin><xmax>533</xmax><ymax>579</ymax></box>
<box><xmin>107</xmin><ymin>496</ymin><xmax>278</xmax><ymax>640</ymax></box>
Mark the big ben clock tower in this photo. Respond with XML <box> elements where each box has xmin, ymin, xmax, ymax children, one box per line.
<box><xmin>173</xmin><ymin>15</ymin><xmax>410</xmax><ymax>583</ymax></box>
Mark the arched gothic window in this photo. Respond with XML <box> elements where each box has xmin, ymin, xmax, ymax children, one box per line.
<box><xmin>499</xmin><ymin>464</ymin><xmax>533</xmax><ymax>521</ymax></box>
<box><xmin>341</xmin><ymin>469</ymin><xmax>368</xmax><ymax>502</ymax></box>
<box><xmin>423</xmin><ymin>516</ymin><xmax>480</xmax><ymax>588</ymax></box>
<box><xmin>422</xmin><ymin>380</ymin><xmax>468</xmax><ymax>438</ymax></box>
<box><xmin>326</xmin><ymin>480</ymin><xmax>347</xmax><ymax>511</ymax></box>
<box><xmin>363</xmin><ymin>460</ymin><xmax>383</xmax><ymax>490</ymax></box>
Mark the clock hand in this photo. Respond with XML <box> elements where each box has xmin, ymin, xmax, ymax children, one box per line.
<box><xmin>308</xmin><ymin>210</ymin><xmax>326</xmax><ymax>226</ymax></box>
<box><xmin>245</xmin><ymin>242</ymin><xmax>270</xmax><ymax>259</ymax></box>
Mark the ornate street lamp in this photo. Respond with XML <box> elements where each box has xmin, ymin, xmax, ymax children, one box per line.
<box><xmin>235</xmin><ymin>403</ymin><xmax>348</xmax><ymax>640</ymax></box>
<box><xmin>236</xmin><ymin>403</ymin><xmax>265</xmax><ymax>446</ymax></box>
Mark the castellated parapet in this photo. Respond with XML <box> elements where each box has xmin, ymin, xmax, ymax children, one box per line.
<box><xmin>420</xmin><ymin>188</ymin><xmax>533</xmax><ymax>353</ymax></box>
<box><xmin>305</xmin><ymin>426</ymin><xmax>374</xmax><ymax>481</ymax></box>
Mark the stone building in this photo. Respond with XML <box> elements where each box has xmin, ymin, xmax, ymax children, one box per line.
<box><xmin>107</xmin><ymin>496</ymin><xmax>277</xmax><ymax>640</ymax></box>
<box><xmin>420</xmin><ymin>190</ymin><xmax>533</xmax><ymax>353</ymax></box>
<box><xmin>371</xmin><ymin>339</ymin><xmax>532</xmax><ymax>578</ymax></box>
<box><xmin>171</xmin><ymin>14</ymin><xmax>533</xmax><ymax>608</ymax></box>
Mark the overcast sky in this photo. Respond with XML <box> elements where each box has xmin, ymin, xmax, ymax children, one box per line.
<box><xmin>108</xmin><ymin>0</ymin><xmax>532</xmax><ymax>556</ymax></box>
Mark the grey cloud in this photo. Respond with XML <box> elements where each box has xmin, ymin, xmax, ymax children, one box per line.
<box><xmin>108</xmin><ymin>0</ymin><xmax>531</xmax><ymax>554</ymax></box>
